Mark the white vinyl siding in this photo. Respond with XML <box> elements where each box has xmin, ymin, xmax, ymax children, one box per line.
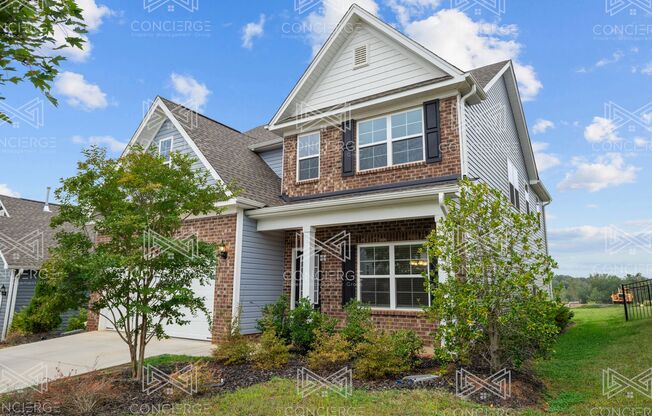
<box><xmin>297</xmin><ymin>132</ymin><xmax>320</xmax><ymax>181</ymax></box>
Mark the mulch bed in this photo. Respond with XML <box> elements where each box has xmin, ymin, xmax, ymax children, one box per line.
<box><xmin>0</xmin><ymin>356</ymin><xmax>545</xmax><ymax>415</ymax></box>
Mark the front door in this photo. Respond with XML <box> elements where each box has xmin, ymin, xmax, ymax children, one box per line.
<box><xmin>294</xmin><ymin>251</ymin><xmax>321</xmax><ymax>308</ymax></box>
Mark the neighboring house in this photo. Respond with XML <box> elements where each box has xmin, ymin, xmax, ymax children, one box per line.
<box><xmin>88</xmin><ymin>5</ymin><xmax>550</xmax><ymax>344</ymax></box>
<box><xmin>0</xmin><ymin>194</ymin><xmax>73</xmax><ymax>341</ymax></box>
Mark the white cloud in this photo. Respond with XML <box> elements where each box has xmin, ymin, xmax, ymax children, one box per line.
<box><xmin>170</xmin><ymin>73</ymin><xmax>211</xmax><ymax>111</ymax></box>
<box><xmin>0</xmin><ymin>184</ymin><xmax>20</xmax><ymax>198</ymax></box>
<box><xmin>50</xmin><ymin>0</ymin><xmax>113</xmax><ymax>62</ymax></box>
<box><xmin>586</xmin><ymin>204</ymin><xmax>599</xmax><ymax>209</ymax></box>
<box><xmin>557</xmin><ymin>153</ymin><xmax>638</xmax><ymax>192</ymax></box>
<box><xmin>54</xmin><ymin>71</ymin><xmax>108</xmax><ymax>111</ymax></box>
<box><xmin>642</xmin><ymin>62</ymin><xmax>652</xmax><ymax>75</ymax></box>
<box><xmin>72</xmin><ymin>135</ymin><xmax>126</xmax><ymax>152</ymax></box>
<box><xmin>242</xmin><ymin>14</ymin><xmax>266</xmax><ymax>49</ymax></box>
<box><xmin>634</xmin><ymin>137</ymin><xmax>651</xmax><ymax>147</ymax></box>
<box><xmin>533</xmin><ymin>119</ymin><xmax>554</xmax><ymax>134</ymax></box>
<box><xmin>386</xmin><ymin>0</ymin><xmax>442</xmax><ymax>27</ymax></box>
<box><xmin>532</xmin><ymin>141</ymin><xmax>560</xmax><ymax>172</ymax></box>
<box><xmin>403</xmin><ymin>9</ymin><xmax>542</xmax><ymax>101</ymax></box>
<box><xmin>596</xmin><ymin>50</ymin><xmax>624</xmax><ymax>68</ymax></box>
<box><xmin>304</xmin><ymin>0</ymin><xmax>380</xmax><ymax>55</ymax></box>
<box><xmin>584</xmin><ymin>116</ymin><xmax>622</xmax><ymax>143</ymax></box>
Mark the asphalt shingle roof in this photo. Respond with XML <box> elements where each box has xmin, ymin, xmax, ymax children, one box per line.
<box><xmin>0</xmin><ymin>196</ymin><xmax>62</xmax><ymax>269</ymax></box>
<box><xmin>467</xmin><ymin>60</ymin><xmax>510</xmax><ymax>89</ymax></box>
<box><xmin>244</xmin><ymin>125</ymin><xmax>281</xmax><ymax>142</ymax></box>
<box><xmin>159</xmin><ymin>98</ymin><xmax>284</xmax><ymax>207</ymax></box>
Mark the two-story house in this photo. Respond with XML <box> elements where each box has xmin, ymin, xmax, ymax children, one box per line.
<box><xmin>88</xmin><ymin>5</ymin><xmax>550</xmax><ymax>344</ymax></box>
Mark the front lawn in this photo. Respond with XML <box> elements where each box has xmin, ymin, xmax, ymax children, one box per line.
<box><xmin>160</xmin><ymin>306</ymin><xmax>652</xmax><ymax>416</ymax></box>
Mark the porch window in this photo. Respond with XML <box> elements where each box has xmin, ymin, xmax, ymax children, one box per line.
<box><xmin>357</xmin><ymin>108</ymin><xmax>424</xmax><ymax>171</ymax></box>
<box><xmin>358</xmin><ymin>242</ymin><xmax>430</xmax><ymax>310</ymax></box>
<box><xmin>297</xmin><ymin>132</ymin><xmax>320</xmax><ymax>181</ymax></box>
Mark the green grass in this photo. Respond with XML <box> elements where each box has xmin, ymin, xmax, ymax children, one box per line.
<box><xmin>157</xmin><ymin>306</ymin><xmax>652</xmax><ymax>416</ymax></box>
<box><xmin>142</xmin><ymin>354</ymin><xmax>211</xmax><ymax>367</ymax></box>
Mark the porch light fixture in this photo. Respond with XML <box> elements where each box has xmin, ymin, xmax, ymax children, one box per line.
<box><xmin>217</xmin><ymin>241</ymin><xmax>228</xmax><ymax>259</ymax></box>
<box><xmin>0</xmin><ymin>285</ymin><xmax>6</xmax><ymax>297</ymax></box>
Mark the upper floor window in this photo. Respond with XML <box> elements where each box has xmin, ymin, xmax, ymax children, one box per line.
<box><xmin>357</xmin><ymin>108</ymin><xmax>424</xmax><ymax>171</ymax></box>
<box><xmin>524</xmin><ymin>184</ymin><xmax>531</xmax><ymax>214</ymax></box>
<box><xmin>158</xmin><ymin>137</ymin><xmax>173</xmax><ymax>166</ymax></box>
<box><xmin>297</xmin><ymin>132</ymin><xmax>320</xmax><ymax>181</ymax></box>
<box><xmin>507</xmin><ymin>160</ymin><xmax>520</xmax><ymax>209</ymax></box>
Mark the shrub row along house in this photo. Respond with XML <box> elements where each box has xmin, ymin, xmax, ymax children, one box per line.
<box><xmin>86</xmin><ymin>5</ymin><xmax>551</xmax><ymax>343</ymax></box>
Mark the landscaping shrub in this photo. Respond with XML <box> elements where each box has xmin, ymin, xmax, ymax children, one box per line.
<box><xmin>65</xmin><ymin>308</ymin><xmax>88</xmax><ymax>331</ymax></box>
<box><xmin>213</xmin><ymin>313</ymin><xmax>252</xmax><ymax>365</ymax></box>
<box><xmin>354</xmin><ymin>329</ymin><xmax>422</xmax><ymax>379</ymax></box>
<box><xmin>552</xmin><ymin>303</ymin><xmax>574</xmax><ymax>332</ymax></box>
<box><xmin>288</xmin><ymin>298</ymin><xmax>323</xmax><ymax>353</ymax></box>
<box><xmin>257</xmin><ymin>295</ymin><xmax>291</xmax><ymax>343</ymax></box>
<box><xmin>10</xmin><ymin>279</ymin><xmax>63</xmax><ymax>334</ymax></box>
<box><xmin>307</xmin><ymin>331</ymin><xmax>352</xmax><ymax>370</ymax></box>
<box><xmin>251</xmin><ymin>329</ymin><xmax>291</xmax><ymax>370</ymax></box>
<box><xmin>168</xmin><ymin>360</ymin><xmax>215</xmax><ymax>400</ymax></box>
<box><xmin>341</xmin><ymin>300</ymin><xmax>373</xmax><ymax>345</ymax></box>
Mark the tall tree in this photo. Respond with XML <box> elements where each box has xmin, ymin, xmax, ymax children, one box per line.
<box><xmin>48</xmin><ymin>146</ymin><xmax>232</xmax><ymax>380</ymax></box>
<box><xmin>426</xmin><ymin>179</ymin><xmax>559</xmax><ymax>372</ymax></box>
<box><xmin>0</xmin><ymin>0</ymin><xmax>86</xmax><ymax>122</ymax></box>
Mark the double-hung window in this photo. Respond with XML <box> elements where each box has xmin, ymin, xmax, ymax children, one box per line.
<box><xmin>359</xmin><ymin>243</ymin><xmax>430</xmax><ymax>310</ymax></box>
<box><xmin>507</xmin><ymin>160</ymin><xmax>520</xmax><ymax>209</ymax></box>
<box><xmin>159</xmin><ymin>137</ymin><xmax>173</xmax><ymax>166</ymax></box>
<box><xmin>297</xmin><ymin>132</ymin><xmax>320</xmax><ymax>181</ymax></box>
<box><xmin>357</xmin><ymin>108</ymin><xmax>424</xmax><ymax>171</ymax></box>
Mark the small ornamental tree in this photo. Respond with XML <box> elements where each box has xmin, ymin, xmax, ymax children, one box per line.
<box><xmin>47</xmin><ymin>146</ymin><xmax>232</xmax><ymax>380</ymax></box>
<box><xmin>425</xmin><ymin>178</ymin><xmax>559</xmax><ymax>372</ymax></box>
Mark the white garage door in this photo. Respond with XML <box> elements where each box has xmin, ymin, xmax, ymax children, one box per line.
<box><xmin>99</xmin><ymin>278</ymin><xmax>215</xmax><ymax>341</ymax></box>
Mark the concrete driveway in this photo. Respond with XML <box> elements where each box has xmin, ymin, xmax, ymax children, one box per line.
<box><xmin>0</xmin><ymin>331</ymin><xmax>213</xmax><ymax>393</ymax></box>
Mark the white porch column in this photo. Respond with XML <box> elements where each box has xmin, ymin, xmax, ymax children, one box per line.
<box><xmin>301</xmin><ymin>225</ymin><xmax>316</xmax><ymax>304</ymax></box>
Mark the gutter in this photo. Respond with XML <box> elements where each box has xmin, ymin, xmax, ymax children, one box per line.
<box><xmin>248</xmin><ymin>137</ymin><xmax>283</xmax><ymax>152</ymax></box>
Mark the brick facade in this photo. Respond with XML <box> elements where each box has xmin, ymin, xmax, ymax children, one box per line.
<box><xmin>282</xmin><ymin>96</ymin><xmax>461</xmax><ymax>198</ymax></box>
<box><xmin>283</xmin><ymin>218</ymin><xmax>437</xmax><ymax>345</ymax></box>
<box><xmin>86</xmin><ymin>214</ymin><xmax>237</xmax><ymax>344</ymax></box>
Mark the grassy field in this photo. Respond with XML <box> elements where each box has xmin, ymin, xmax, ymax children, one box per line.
<box><xmin>162</xmin><ymin>306</ymin><xmax>652</xmax><ymax>416</ymax></box>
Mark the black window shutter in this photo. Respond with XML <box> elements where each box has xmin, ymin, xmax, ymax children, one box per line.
<box><xmin>423</xmin><ymin>100</ymin><xmax>441</xmax><ymax>163</ymax></box>
<box><xmin>342</xmin><ymin>120</ymin><xmax>356</xmax><ymax>177</ymax></box>
<box><xmin>429</xmin><ymin>256</ymin><xmax>438</xmax><ymax>302</ymax></box>
<box><xmin>342</xmin><ymin>245</ymin><xmax>357</xmax><ymax>306</ymax></box>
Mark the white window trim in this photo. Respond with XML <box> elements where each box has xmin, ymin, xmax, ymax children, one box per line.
<box><xmin>158</xmin><ymin>137</ymin><xmax>174</xmax><ymax>166</ymax></box>
<box><xmin>356</xmin><ymin>107</ymin><xmax>425</xmax><ymax>173</ymax></box>
<box><xmin>357</xmin><ymin>241</ymin><xmax>431</xmax><ymax>311</ymax></box>
<box><xmin>296</xmin><ymin>131</ymin><xmax>320</xmax><ymax>182</ymax></box>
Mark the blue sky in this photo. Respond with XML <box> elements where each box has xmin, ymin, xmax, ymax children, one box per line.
<box><xmin>0</xmin><ymin>0</ymin><xmax>651</xmax><ymax>277</ymax></box>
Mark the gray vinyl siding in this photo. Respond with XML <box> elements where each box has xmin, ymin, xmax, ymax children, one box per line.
<box><xmin>238</xmin><ymin>215</ymin><xmax>285</xmax><ymax>334</ymax></box>
<box><xmin>0</xmin><ymin>268</ymin><xmax>11</xmax><ymax>339</ymax></box>
<box><xmin>465</xmin><ymin>76</ymin><xmax>547</xmax><ymax>249</ymax></box>
<box><xmin>149</xmin><ymin>120</ymin><xmax>216</xmax><ymax>185</ymax></box>
<box><xmin>259</xmin><ymin>148</ymin><xmax>283</xmax><ymax>178</ymax></box>
<box><xmin>14</xmin><ymin>272</ymin><xmax>37</xmax><ymax>313</ymax></box>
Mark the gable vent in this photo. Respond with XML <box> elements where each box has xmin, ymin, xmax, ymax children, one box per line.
<box><xmin>353</xmin><ymin>45</ymin><xmax>368</xmax><ymax>68</ymax></box>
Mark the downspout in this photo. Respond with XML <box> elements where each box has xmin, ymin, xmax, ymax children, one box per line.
<box><xmin>1</xmin><ymin>269</ymin><xmax>22</xmax><ymax>341</ymax></box>
<box><xmin>459</xmin><ymin>84</ymin><xmax>477</xmax><ymax>178</ymax></box>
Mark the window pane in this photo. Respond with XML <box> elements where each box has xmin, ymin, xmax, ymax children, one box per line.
<box><xmin>361</xmin><ymin>278</ymin><xmax>390</xmax><ymax>308</ymax></box>
<box><xmin>159</xmin><ymin>139</ymin><xmax>172</xmax><ymax>160</ymax></box>
<box><xmin>299</xmin><ymin>157</ymin><xmax>319</xmax><ymax>180</ymax></box>
<box><xmin>359</xmin><ymin>247</ymin><xmax>373</xmax><ymax>261</ymax></box>
<box><xmin>395</xmin><ymin>244</ymin><xmax>427</xmax><ymax>275</ymax></box>
<box><xmin>359</xmin><ymin>246</ymin><xmax>390</xmax><ymax>276</ymax></box>
<box><xmin>396</xmin><ymin>277</ymin><xmax>428</xmax><ymax>308</ymax></box>
<box><xmin>391</xmin><ymin>109</ymin><xmax>422</xmax><ymax>139</ymax></box>
<box><xmin>298</xmin><ymin>133</ymin><xmax>320</xmax><ymax>158</ymax></box>
<box><xmin>374</xmin><ymin>246</ymin><xmax>389</xmax><ymax>260</ymax></box>
<box><xmin>359</xmin><ymin>144</ymin><xmax>387</xmax><ymax>170</ymax></box>
<box><xmin>392</xmin><ymin>137</ymin><xmax>423</xmax><ymax>165</ymax></box>
<box><xmin>374</xmin><ymin>261</ymin><xmax>389</xmax><ymax>275</ymax></box>
<box><xmin>359</xmin><ymin>118</ymin><xmax>387</xmax><ymax>146</ymax></box>
<box><xmin>395</xmin><ymin>260</ymin><xmax>411</xmax><ymax>275</ymax></box>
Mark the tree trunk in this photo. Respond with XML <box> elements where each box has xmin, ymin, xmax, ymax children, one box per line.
<box><xmin>488</xmin><ymin>319</ymin><xmax>500</xmax><ymax>373</ymax></box>
<box><xmin>136</xmin><ymin>315</ymin><xmax>148</xmax><ymax>381</ymax></box>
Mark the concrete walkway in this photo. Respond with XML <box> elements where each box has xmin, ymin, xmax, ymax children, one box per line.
<box><xmin>0</xmin><ymin>331</ymin><xmax>213</xmax><ymax>393</ymax></box>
